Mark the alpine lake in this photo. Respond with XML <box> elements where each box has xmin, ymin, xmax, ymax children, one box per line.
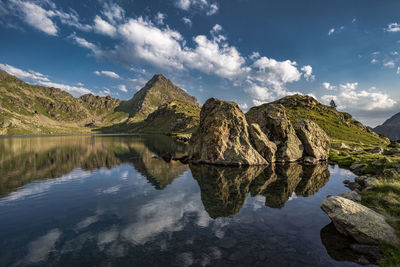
<box><xmin>0</xmin><ymin>135</ymin><xmax>371</xmax><ymax>266</ymax></box>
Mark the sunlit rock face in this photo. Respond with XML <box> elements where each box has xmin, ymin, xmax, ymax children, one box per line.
<box><xmin>190</xmin><ymin>163</ymin><xmax>330</xmax><ymax>218</ymax></box>
<box><xmin>246</xmin><ymin>104</ymin><xmax>303</xmax><ymax>163</ymax></box>
<box><xmin>188</xmin><ymin>98</ymin><xmax>267</xmax><ymax>166</ymax></box>
<box><xmin>294</xmin><ymin>120</ymin><xmax>330</xmax><ymax>161</ymax></box>
<box><xmin>248</xmin><ymin>123</ymin><xmax>277</xmax><ymax>163</ymax></box>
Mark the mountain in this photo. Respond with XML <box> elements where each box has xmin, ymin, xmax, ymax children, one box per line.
<box><xmin>117</xmin><ymin>74</ymin><xmax>198</xmax><ymax>122</ymax></box>
<box><xmin>0</xmin><ymin>70</ymin><xmax>199</xmax><ymax>137</ymax></box>
<box><xmin>246</xmin><ymin>94</ymin><xmax>388</xmax><ymax>146</ymax></box>
<box><xmin>0</xmin><ymin>70</ymin><xmax>129</xmax><ymax>135</ymax></box>
<box><xmin>374</xmin><ymin>112</ymin><xmax>400</xmax><ymax>141</ymax></box>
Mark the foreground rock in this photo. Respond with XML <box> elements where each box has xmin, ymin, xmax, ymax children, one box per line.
<box><xmin>294</xmin><ymin>120</ymin><xmax>330</xmax><ymax>160</ymax></box>
<box><xmin>248</xmin><ymin>123</ymin><xmax>277</xmax><ymax>163</ymax></box>
<box><xmin>246</xmin><ymin>104</ymin><xmax>303</xmax><ymax>162</ymax></box>
<box><xmin>188</xmin><ymin>98</ymin><xmax>267</xmax><ymax>166</ymax></box>
<box><xmin>321</xmin><ymin>196</ymin><xmax>399</xmax><ymax>245</ymax></box>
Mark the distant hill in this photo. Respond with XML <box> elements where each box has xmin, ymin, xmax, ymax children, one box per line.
<box><xmin>246</xmin><ymin>94</ymin><xmax>388</xmax><ymax>146</ymax></box>
<box><xmin>0</xmin><ymin>70</ymin><xmax>199</xmax><ymax>136</ymax></box>
<box><xmin>374</xmin><ymin>112</ymin><xmax>400</xmax><ymax>141</ymax></box>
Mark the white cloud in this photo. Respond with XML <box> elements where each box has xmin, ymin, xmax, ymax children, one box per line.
<box><xmin>386</xmin><ymin>23</ymin><xmax>400</xmax><ymax>33</ymax></box>
<box><xmin>94</xmin><ymin>15</ymin><xmax>116</xmax><ymax>36</ymax></box>
<box><xmin>383</xmin><ymin>60</ymin><xmax>395</xmax><ymax>68</ymax></box>
<box><xmin>397</xmin><ymin>67</ymin><xmax>400</xmax><ymax>74</ymax></box>
<box><xmin>245</xmin><ymin>84</ymin><xmax>273</xmax><ymax>105</ymax></box>
<box><xmin>321</xmin><ymin>83</ymin><xmax>396</xmax><ymax>112</ymax></box>
<box><xmin>94</xmin><ymin>70</ymin><xmax>120</xmax><ymax>79</ymax></box>
<box><xmin>328</xmin><ymin>28</ymin><xmax>335</xmax><ymax>36</ymax></box>
<box><xmin>182</xmin><ymin>17</ymin><xmax>192</xmax><ymax>27</ymax></box>
<box><xmin>322</xmin><ymin>82</ymin><xmax>336</xmax><ymax>90</ymax></box>
<box><xmin>0</xmin><ymin>63</ymin><xmax>49</xmax><ymax>82</ymax></box>
<box><xmin>11</xmin><ymin>0</ymin><xmax>58</xmax><ymax>35</ymax></box>
<box><xmin>155</xmin><ymin>12</ymin><xmax>166</xmax><ymax>25</ymax></box>
<box><xmin>102</xmin><ymin>2</ymin><xmax>125</xmax><ymax>24</ymax></box>
<box><xmin>117</xmin><ymin>84</ymin><xmax>128</xmax><ymax>92</ymax></box>
<box><xmin>371</xmin><ymin>58</ymin><xmax>378</xmax><ymax>64</ymax></box>
<box><xmin>175</xmin><ymin>0</ymin><xmax>218</xmax><ymax>15</ymax></box>
<box><xmin>339</xmin><ymin>82</ymin><xmax>358</xmax><ymax>90</ymax></box>
<box><xmin>70</xmin><ymin>35</ymin><xmax>100</xmax><ymax>55</ymax></box>
<box><xmin>301</xmin><ymin>65</ymin><xmax>315</xmax><ymax>81</ymax></box>
<box><xmin>0</xmin><ymin>63</ymin><xmax>92</xmax><ymax>96</ymax></box>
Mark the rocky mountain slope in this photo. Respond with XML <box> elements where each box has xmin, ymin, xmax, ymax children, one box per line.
<box><xmin>0</xmin><ymin>70</ymin><xmax>200</xmax><ymax>136</ymax></box>
<box><xmin>374</xmin><ymin>112</ymin><xmax>400</xmax><ymax>141</ymax></box>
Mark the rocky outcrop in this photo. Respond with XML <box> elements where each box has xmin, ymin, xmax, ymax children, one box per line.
<box><xmin>188</xmin><ymin>98</ymin><xmax>267</xmax><ymax>166</ymax></box>
<box><xmin>294</xmin><ymin>120</ymin><xmax>330</xmax><ymax>160</ymax></box>
<box><xmin>246</xmin><ymin>104</ymin><xmax>303</xmax><ymax>162</ymax></box>
<box><xmin>321</xmin><ymin>196</ymin><xmax>399</xmax><ymax>245</ymax></box>
<box><xmin>248</xmin><ymin>123</ymin><xmax>277</xmax><ymax>163</ymax></box>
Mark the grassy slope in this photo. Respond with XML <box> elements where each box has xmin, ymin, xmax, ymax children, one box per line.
<box><xmin>0</xmin><ymin>70</ymin><xmax>129</xmax><ymax>135</ymax></box>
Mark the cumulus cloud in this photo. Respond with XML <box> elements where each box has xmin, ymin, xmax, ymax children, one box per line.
<box><xmin>9</xmin><ymin>0</ymin><xmax>91</xmax><ymax>35</ymax></box>
<box><xmin>94</xmin><ymin>15</ymin><xmax>116</xmax><ymax>36</ymax></box>
<box><xmin>321</xmin><ymin>82</ymin><xmax>396</xmax><ymax>112</ymax></box>
<box><xmin>328</xmin><ymin>28</ymin><xmax>335</xmax><ymax>36</ymax></box>
<box><xmin>175</xmin><ymin>0</ymin><xmax>218</xmax><ymax>15</ymax></box>
<box><xmin>102</xmin><ymin>2</ymin><xmax>125</xmax><ymax>24</ymax></box>
<box><xmin>322</xmin><ymin>82</ymin><xmax>336</xmax><ymax>90</ymax></box>
<box><xmin>383</xmin><ymin>60</ymin><xmax>395</xmax><ymax>68</ymax></box>
<box><xmin>301</xmin><ymin>65</ymin><xmax>315</xmax><ymax>81</ymax></box>
<box><xmin>94</xmin><ymin>70</ymin><xmax>120</xmax><ymax>79</ymax></box>
<box><xmin>155</xmin><ymin>12</ymin><xmax>166</xmax><ymax>25</ymax></box>
<box><xmin>117</xmin><ymin>84</ymin><xmax>128</xmax><ymax>92</ymax></box>
<box><xmin>386</xmin><ymin>23</ymin><xmax>400</xmax><ymax>32</ymax></box>
<box><xmin>0</xmin><ymin>63</ymin><xmax>91</xmax><ymax>96</ymax></box>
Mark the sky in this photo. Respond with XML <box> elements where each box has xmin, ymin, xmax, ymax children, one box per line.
<box><xmin>0</xmin><ymin>0</ymin><xmax>400</xmax><ymax>127</ymax></box>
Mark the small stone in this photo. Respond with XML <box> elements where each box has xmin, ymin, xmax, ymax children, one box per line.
<box><xmin>303</xmin><ymin>156</ymin><xmax>318</xmax><ymax>165</ymax></box>
<box><xmin>338</xmin><ymin>191</ymin><xmax>361</xmax><ymax>202</ymax></box>
<box><xmin>343</xmin><ymin>179</ymin><xmax>350</xmax><ymax>184</ymax></box>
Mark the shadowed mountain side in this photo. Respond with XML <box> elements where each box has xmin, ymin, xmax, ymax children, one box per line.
<box><xmin>190</xmin><ymin>164</ymin><xmax>266</xmax><ymax>219</ymax></box>
<box><xmin>374</xmin><ymin>112</ymin><xmax>400</xmax><ymax>141</ymax></box>
<box><xmin>0</xmin><ymin>135</ymin><xmax>188</xmax><ymax>196</ymax></box>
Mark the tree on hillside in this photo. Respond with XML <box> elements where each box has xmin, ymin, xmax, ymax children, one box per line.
<box><xmin>330</xmin><ymin>99</ymin><xmax>337</xmax><ymax>109</ymax></box>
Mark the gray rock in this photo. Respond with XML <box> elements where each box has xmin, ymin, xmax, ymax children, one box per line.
<box><xmin>293</xmin><ymin>120</ymin><xmax>330</xmax><ymax>160</ymax></box>
<box><xmin>321</xmin><ymin>196</ymin><xmax>399</xmax><ymax>245</ymax></box>
<box><xmin>369</xmin><ymin>146</ymin><xmax>384</xmax><ymax>154</ymax></box>
<box><xmin>338</xmin><ymin>191</ymin><xmax>361</xmax><ymax>202</ymax></box>
<box><xmin>303</xmin><ymin>156</ymin><xmax>318</xmax><ymax>165</ymax></box>
<box><xmin>248</xmin><ymin>123</ymin><xmax>277</xmax><ymax>163</ymax></box>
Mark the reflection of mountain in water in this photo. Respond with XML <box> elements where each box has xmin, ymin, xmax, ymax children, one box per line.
<box><xmin>191</xmin><ymin>163</ymin><xmax>330</xmax><ymax>218</ymax></box>
<box><xmin>0</xmin><ymin>135</ymin><xmax>188</xmax><ymax>196</ymax></box>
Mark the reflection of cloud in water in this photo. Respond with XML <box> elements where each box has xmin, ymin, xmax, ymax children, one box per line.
<box><xmin>76</xmin><ymin>215</ymin><xmax>99</xmax><ymax>230</ymax></box>
<box><xmin>120</xmin><ymin>171</ymin><xmax>129</xmax><ymax>180</ymax></box>
<box><xmin>100</xmin><ymin>185</ymin><xmax>121</xmax><ymax>194</ymax></box>
<box><xmin>1</xmin><ymin>169</ymin><xmax>91</xmax><ymax>202</ymax></box>
<box><xmin>121</xmin><ymin>191</ymin><xmax>212</xmax><ymax>245</ymax></box>
<box><xmin>25</xmin><ymin>228</ymin><xmax>61</xmax><ymax>263</ymax></box>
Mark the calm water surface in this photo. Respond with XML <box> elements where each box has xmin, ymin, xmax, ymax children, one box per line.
<box><xmin>0</xmin><ymin>135</ymin><xmax>364</xmax><ymax>266</ymax></box>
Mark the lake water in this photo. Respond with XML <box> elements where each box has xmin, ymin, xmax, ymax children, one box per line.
<box><xmin>0</xmin><ymin>135</ymin><xmax>366</xmax><ymax>266</ymax></box>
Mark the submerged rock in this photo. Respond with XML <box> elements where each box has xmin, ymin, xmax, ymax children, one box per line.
<box><xmin>321</xmin><ymin>196</ymin><xmax>399</xmax><ymax>245</ymax></box>
<box><xmin>294</xmin><ymin>120</ymin><xmax>330</xmax><ymax>160</ymax></box>
<box><xmin>188</xmin><ymin>98</ymin><xmax>267</xmax><ymax>166</ymax></box>
<box><xmin>246</xmin><ymin>104</ymin><xmax>303</xmax><ymax>162</ymax></box>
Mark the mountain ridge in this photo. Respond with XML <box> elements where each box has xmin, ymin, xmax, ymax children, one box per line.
<box><xmin>374</xmin><ymin>112</ymin><xmax>400</xmax><ymax>141</ymax></box>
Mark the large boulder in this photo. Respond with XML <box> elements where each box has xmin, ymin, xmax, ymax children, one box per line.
<box><xmin>321</xmin><ymin>196</ymin><xmax>399</xmax><ymax>245</ymax></box>
<box><xmin>246</xmin><ymin>104</ymin><xmax>303</xmax><ymax>162</ymax></box>
<box><xmin>294</xmin><ymin>120</ymin><xmax>330</xmax><ymax>160</ymax></box>
<box><xmin>188</xmin><ymin>98</ymin><xmax>267</xmax><ymax>166</ymax></box>
<box><xmin>248</xmin><ymin>123</ymin><xmax>277</xmax><ymax>163</ymax></box>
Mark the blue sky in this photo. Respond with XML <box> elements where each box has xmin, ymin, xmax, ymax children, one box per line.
<box><xmin>1</xmin><ymin>0</ymin><xmax>400</xmax><ymax>126</ymax></box>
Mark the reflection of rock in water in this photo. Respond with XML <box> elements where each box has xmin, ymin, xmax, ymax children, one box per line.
<box><xmin>190</xmin><ymin>164</ymin><xmax>265</xmax><ymax>218</ymax></box>
<box><xmin>191</xmin><ymin>163</ymin><xmax>331</xmax><ymax>218</ymax></box>
<box><xmin>295</xmin><ymin>163</ymin><xmax>330</xmax><ymax>197</ymax></box>
<box><xmin>261</xmin><ymin>164</ymin><xmax>303</xmax><ymax>208</ymax></box>
<box><xmin>320</xmin><ymin>223</ymin><xmax>380</xmax><ymax>265</ymax></box>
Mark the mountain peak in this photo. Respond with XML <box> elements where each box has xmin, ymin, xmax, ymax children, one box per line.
<box><xmin>118</xmin><ymin>74</ymin><xmax>198</xmax><ymax>121</ymax></box>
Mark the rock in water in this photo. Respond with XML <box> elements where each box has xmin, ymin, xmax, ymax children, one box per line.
<box><xmin>188</xmin><ymin>98</ymin><xmax>267</xmax><ymax>166</ymax></box>
<box><xmin>246</xmin><ymin>104</ymin><xmax>303</xmax><ymax>162</ymax></box>
<box><xmin>294</xmin><ymin>120</ymin><xmax>330</xmax><ymax>160</ymax></box>
<box><xmin>321</xmin><ymin>196</ymin><xmax>399</xmax><ymax>245</ymax></box>
<box><xmin>248</xmin><ymin>123</ymin><xmax>277</xmax><ymax>163</ymax></box>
